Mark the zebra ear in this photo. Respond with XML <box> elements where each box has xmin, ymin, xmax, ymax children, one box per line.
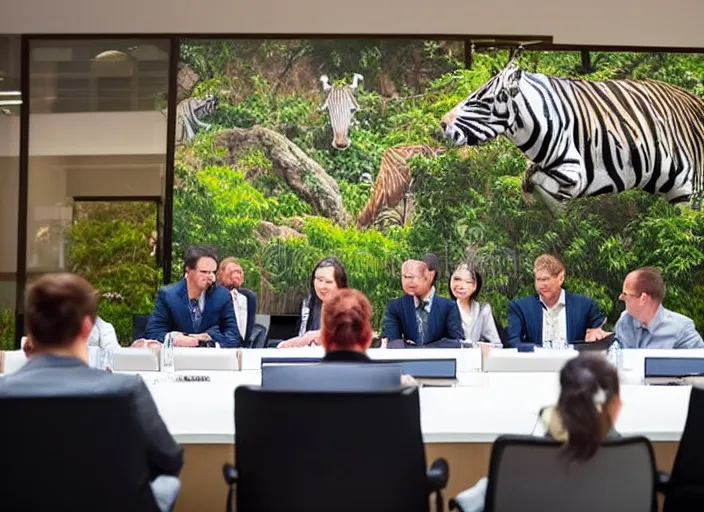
<box><xmin>505</xmin><ymin>68</ymin><xmax>523</xmax><ymax>97</ymax></box>
<box><xmin>320</xmin><ymin>75</ymin><xmax>332</xmax><ymax>92</ymax></box>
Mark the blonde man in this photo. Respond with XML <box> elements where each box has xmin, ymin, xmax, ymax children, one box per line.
<box><xmin>507</xmin><ymin>254</ymin><xmax>608</xmax><ymax>349</ymax></box>
<box><xmin>217</xmin><ymin>257</ymin><xmax>257</xmax><ymax>346</ymax></box>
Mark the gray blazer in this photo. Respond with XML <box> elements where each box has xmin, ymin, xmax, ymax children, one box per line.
<box><xmin>0</xmin><ymin>354</ymin><xmax>183</xmax><ymax>480</ymax></box>
<box><xmin>457</xmin><ymin>300</ymin><xmax>502</xmax><ymax>346</ymax></box>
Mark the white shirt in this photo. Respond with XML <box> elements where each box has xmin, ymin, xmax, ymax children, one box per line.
<box><xmin>231</xmin><ymin>289</ymin><xmax>248</xmax><ymax>340</ymax></box>
<box><xmin>87</xmin><ymin>316</ymin><xmax>120</xmax><ymax>350</ymax></box>
<box><xmin>541</xmin><ymin>289</ymin><xmax>567</xmax><ymax>343</ymax></box>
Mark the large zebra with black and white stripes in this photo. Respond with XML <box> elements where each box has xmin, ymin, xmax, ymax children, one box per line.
<box><xmin>319</xmin><ymin>73</ymin><xmax>363</xmax><ymax>150</ymax></box>
<box><xmin>441</xmin><ymin>50</ymin><xmax>704</xmax><ymax>209</ymax></box>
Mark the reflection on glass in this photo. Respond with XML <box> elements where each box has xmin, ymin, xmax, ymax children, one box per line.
<box><xmin>25</xmin><ymin>39</ymin><xmax>169</xmax><ymax>345</ymax></box>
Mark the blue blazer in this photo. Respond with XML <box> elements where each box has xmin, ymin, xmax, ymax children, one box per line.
<box><xmin>238</xmin><ymin>288</ymin><xmax>257</xmax><ymax>343</ymax></box>
<box><xmin>507</xmin><ymin>291</ymin><xmax>604</xmax><ymax>349</ymax></box>
<box><xmin>382</xmin><ymin>294</ymin><xmax>464</xmax><ymax>344</ymax></box>
<box><xmin>144</xmin><ymin>280</ymin><xmax>240</xmax><ymax>348</ymax></box>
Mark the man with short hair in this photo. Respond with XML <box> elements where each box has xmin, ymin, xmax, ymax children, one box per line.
<box><xmin>143</xmin><ymin>245</ymin><xmax>240</xmax><ymax>348</ymax></box>
<box><xmin>0</xmin><ymin>273</ymin><xmax>183</xmax><ymax>511</ymax></box>
<box><xmin>381</xmin><ymin>259</ymin><xmax>463</xmax><ymax>345</ymax></box>
<box><xmin>507</xmin><ymin>254</ymin><xmax>607</xmax><ymax>348</ymax></box>
<box><xmin>217</xmin><ymin>257</ymin><xmax>257</xmax><ymax>345</ymax></box>
<box><xmin>615</xmin><ymin>267</ymin><xmax>704</xmax><ymax>349</ymax></box>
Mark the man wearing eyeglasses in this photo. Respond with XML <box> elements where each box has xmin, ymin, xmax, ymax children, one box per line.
<box><xmin>614</xmin><ymin>267</ymin><xmax>703</xmax><ymax>349</ymax></box>
<box><xmin>141</xmin><ymin>245</ymin><xmax>240</xmax><ymax>348</ymax></box>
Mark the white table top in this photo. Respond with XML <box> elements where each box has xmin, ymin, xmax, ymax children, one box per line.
<box><xmin>141</xmin><ymin>367</ymin><xmax>692</xmax><ymax>445</ymax></box>
<box><xmin>3</xmin><ymin>346</ymin><xmax>700</xmax><ymax>445</ymax></box>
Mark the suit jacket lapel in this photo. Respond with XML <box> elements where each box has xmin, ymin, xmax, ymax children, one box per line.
<box><xmin>427</xmin><ymin>295</ymin><xmax>439</xmax><ymax>342</ymax></box>
<box><xmin>533</xmin><ymin>296</ymin><xmax>544</xmax><ymax>345</ymax></box>
<box><xmin>176</xmin><ymin>280</ymin><xmax>196</xmax><ymax>333</ymax></box>
<box><xmin>402</xmin><ymin>295</ymin><xmax>420</xmax><ymax>343</ymax></box>
<box><xmin>564</xmin><ymin>291</ymin><xmax>574</xmax><ymax>341</ymax></box>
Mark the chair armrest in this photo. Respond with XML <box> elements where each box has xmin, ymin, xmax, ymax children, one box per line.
<box><xmin>448</xmin><ymin>498</ymin><xmax>464</xmax><ymax>512</ymax></box>
<box><xmin>427</xmin><ymin>458</ymin><xmax>449</xmax><ymax>491</ymax></box>
<box><xmin>222</xmin><ymin>463</ymin><xmax>238</xmax><ymax>485</ymax></box>
<box><xmin>656</xmin><ymin>471</ymin><xmax>670</xmax><ymax>493</ymax></box>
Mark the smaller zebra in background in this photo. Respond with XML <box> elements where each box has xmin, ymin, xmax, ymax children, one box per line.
<box><xmin>176</xmin><ymin>94</ymin><xmax>219</xmax><ymax>145</ymax></box>
<box><xmin>319</xmin><ymin>73</ymin><xmax>363</xmax><ymax>150</ymax></box>
<box><xmin>357</xmin><ymin>144</ymin><xmax>447</xmax><ymax>230</ymax></box>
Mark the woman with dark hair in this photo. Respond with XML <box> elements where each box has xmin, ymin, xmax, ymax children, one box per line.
<box><xmin>277</xmin><ymin>257</ymin><xmax>348</xmax><ymax>348</ymax></box>
<box><xmin>452</xmin><ymin>353</ymin><xmax>622</xmax><ymax>512</ymax></box>
<box><xmin>449</xmin><ymin>262</ymin><xmax>501</xmax><ymax>346</ymax></box>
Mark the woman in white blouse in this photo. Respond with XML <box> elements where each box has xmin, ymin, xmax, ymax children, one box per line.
<box><xmin>449</xmin><ymin>262</ymin><xmax>502</xmax><ymax>346</ymax></box>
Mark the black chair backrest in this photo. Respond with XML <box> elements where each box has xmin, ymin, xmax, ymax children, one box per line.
<box><xmin>132</xmin><ymin>313</ymin><xmax>150</xmax><ymax>341</ymax></box>
<box><xmin>484</xmin><ymin>434</ymin><xmax>657</xmax><ymax>512</ymax></box>
<box><xmin>0</xmin><ymin>392</ymin><xmax>158</xmax><ymax>512</ymax></box>
<box><xmin>234</xmin><ymin>385</ymin><xmax>430</xmax><ymax>512</ymax></box>
<box><xmin>493</xmin><ymin>313</ymin><xmax>510</xmax><ymax>348</ymax></box>
<box><xmin>664</xmin><ymin>385</ymin><xmax>704</xmax><ymax>511</ymax></box>
<box><xmin>266</xmin><ymin>314</ymin><xmax>300</xmax><ymax>343</ymax></box>
<box><xmin>247</xmin><ymin>323</ymin><xmax>269</xmax><ymax>348</ymax></box>
<box><xmin>261</xmin><ymin>363</ymin><xmax>402</xmax><ymax>391</ymax></box>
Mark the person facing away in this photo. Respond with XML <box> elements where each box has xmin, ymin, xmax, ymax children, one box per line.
<box><xmin>140</xmin><ymin>244</ymin><xmax>239</xmax><ymax>348</ymax></box>
<box><xmin>381</xmin><ymin>259</ymin><xmax>464</xmax><ymax>345</ymax></box>
<box><xmin>449</xmin><ymin>262</ymin><xmax>501</xmax><ymax>346</ymax></box>
<box><xmin>0</xmin><ymin>273</ymin><xmax>183</xmax><ymax>512</ymax></box>
<box><xmin>452</xmin><ymin>352</ymin><xmax>622</xmax><ymax>512</ymax></box>
<box><xmin>320</xmin><ymin>288</ymin><xmax>418</xmax><ymax>386</ymax></box>
<box><xmin>217</xmin><ymin>257</ymin><xmax>257</xmax><ymax>345</ymax></box>
<box><xmin>615</xmin><ymin>266</ymin><xmax>704</xmax><ymax>349</ymax></box>
<box><xmin>507</xmin><ymin>253</ymin><xmax>609</xmax><ymax>349</ymax></box>
<box><xmin>277</xmin><ymin>257</ymin><xmax>348</xmax><ymax>349</ymax></box>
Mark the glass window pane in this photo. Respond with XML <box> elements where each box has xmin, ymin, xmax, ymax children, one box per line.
<box><xmin>25</xmin><ymin>39</ymin><xmax>169</xmax><ymax>345</ymax></box>
<box><xmin>0</xmin><ymin>35</ymin><xmax>20</xmax><ymax>349</ymax></box>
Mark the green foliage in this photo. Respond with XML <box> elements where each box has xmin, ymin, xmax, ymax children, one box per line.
<box><xmin>0</xmin><ymin>307</ymin><xmax>15</xmax><ymax>351</ymax></box>
<box><xmin>172</xmin><ymin>41</ymin><xmax>704</xmax><ymax>337</ymax></box>
<box><xmin>67</xmin><ymin>202</ymin><xmax>161</xmax><ymax>345</ymax></box>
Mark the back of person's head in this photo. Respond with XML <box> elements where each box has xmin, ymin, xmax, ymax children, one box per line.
<box><xmin>320</xmin><ymin>289</ymin><xmax>373</xmax><ymax>352</ymax></box>
<box><xmin>630</xmin><ymin>266</ymin><xmax>666</xmax><ymax>303</ymax></box>
<box><xmin>557</xmin><ymin>353</ymin><xmax>621</xmax><ymax>461</ymax></box>
<box><xmin>25</xmin><ymin>273</ymin><xmax>98</xmax><ymax>348</ymax></box>
<box><xmin>183</xmin><ymin>244</ymin><xmax>218</xmax><ymax>272</ymax></box>
<box><xmin>421</xmin><ymin>252</ymin><xmax>440</xmax><ymax>286</ymax></box>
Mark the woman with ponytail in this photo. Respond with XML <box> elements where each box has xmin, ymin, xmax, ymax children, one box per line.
<box><xmin>452</xmin><ymin>353</ymin><xmax>622</xmax><ymax>512</ymax></box>
<box><xmin>538</xmin><ymin>352</ymin><xmax>622</xmax><ymax>458</ymax></box>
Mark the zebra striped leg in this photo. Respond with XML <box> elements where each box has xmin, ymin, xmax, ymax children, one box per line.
<box><xmin>532</xmin><ymin>185</ymin><xmax>567</xmax><ymax>218</ymax></box>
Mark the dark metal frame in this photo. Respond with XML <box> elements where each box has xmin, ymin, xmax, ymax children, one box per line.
<box><xmin>11</xmin><ymin>33</ymin><xmax>704</xmax><ymax>347</ymax></box>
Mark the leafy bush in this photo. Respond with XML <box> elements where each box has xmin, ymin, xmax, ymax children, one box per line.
<box><xmin>67</xmin><ymin>202</ymin><xmax>160</xmax><ymax>345</ymax></box>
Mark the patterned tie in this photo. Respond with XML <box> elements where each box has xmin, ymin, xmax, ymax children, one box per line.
<box><xmin>189</xmin><ymin>298</ymin><xmax>202</xmax><ymax>333</ymax></box>
<box><xmin>416</xmin><ymin>300</ymin><xmax>429</xmax><ymax>344</ymax></box>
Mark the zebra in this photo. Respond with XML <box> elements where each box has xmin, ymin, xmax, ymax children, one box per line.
<box><xmin>319</xmin><ymin>73</ymin><xmax>363</xmax><ymax>150</ymax></box>
<box><xmin>175</xmin><ymin>94</ymin><xmax>219</xmax><ymax>145</ymax></box>
<box><xmin>440</xmin><ymin>49</ymin><xmax>704</xmax><ymax>211</ymax></box>
<box><xmin>357</xmin><ymin>144</ymin><xmax>446</xmax><ymax>229</ymax></box>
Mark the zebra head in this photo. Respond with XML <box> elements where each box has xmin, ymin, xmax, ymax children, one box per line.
<box><xmin>200</xmin><ymin>93</ymin><xmax>219</xmax><ymax>116</ymax></box>
<box><xmin>319</xmin><ymin>73</ymin><xmax>363</xmax><ymax>150</ymax></box>
<box><xmin>441</xmin><ymin>58</ymin><xmax>523</xmax><ymax>146</ymax></box>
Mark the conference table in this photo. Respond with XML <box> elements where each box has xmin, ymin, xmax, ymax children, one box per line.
<box><xmin>123</xmin><ymin>346</ymin><xmax>696</xmax><ymax>512</ymax></box>
<box><xmin>0</xmin><ymin>345</ymin><xmax>696</xmax><ymax>510</ymax></box>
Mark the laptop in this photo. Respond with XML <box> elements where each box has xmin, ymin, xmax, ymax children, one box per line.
<box><xmin>261</xmin><ymin>363</ymin><xmax>402</xmax><ymax>392</ymax></box>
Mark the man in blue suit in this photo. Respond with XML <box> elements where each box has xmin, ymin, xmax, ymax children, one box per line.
<box><xmin>144</xmin><ymin>245</ymin><xmax>240</xmax><ymax>348</ymax></box>
<box><xmin>507</xmin><ymin>254</ymin><xmax>608</xmax><ymax>349</ymax></box>
<box><xmin>382</xmin><ymin>259</ymin><xmax>464</xmax><ymax>346</ymax></box>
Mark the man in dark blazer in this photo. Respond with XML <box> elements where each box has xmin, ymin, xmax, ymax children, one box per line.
<box><xmin>144</xmin><ymin>245</ymin><xmax>240</xmax><ymax>348</ymax></box>
<box><xmin>0</xmin><ymin>273</ymin><xmax>183</xmax><ymax>511</ymax></box>
<box><xmin>382</xmin><ymin>259</ymin><xmax>464</xmax><ymax>345</ymax></box>
<box><xmin>507</xmin><ymin>254</ymin><xmax>608</xmax><ymax>349</ymax></box>
<box><xmin>217</xmin><ymin>257</ymin><xmax>257</xmax><ymax>345</ymax></box>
